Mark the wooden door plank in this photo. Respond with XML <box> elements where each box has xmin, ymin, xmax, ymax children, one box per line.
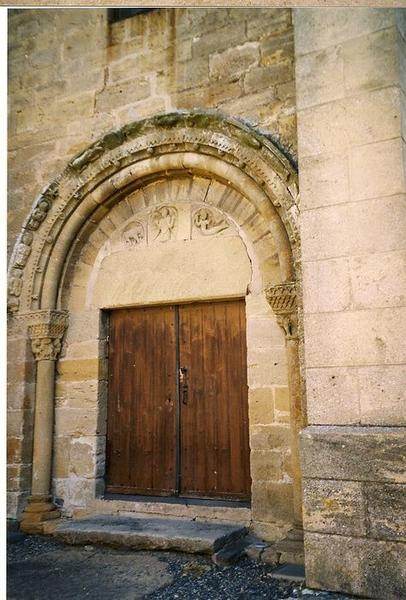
<box><xmin>106</xmin><ymin>305</ymin><xmax>177</xmax><ymax>495</ymax></box>
<box><xmin>179</xmin><ymin>299</ymin><xmax>251</xmax><ymax>500</ymax></box>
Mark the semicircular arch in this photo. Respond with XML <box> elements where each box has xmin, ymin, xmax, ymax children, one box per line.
<box><xmin>7</xmin><ymin>111</ymin><xmax>299</xmax><ymax>315</ymax></box>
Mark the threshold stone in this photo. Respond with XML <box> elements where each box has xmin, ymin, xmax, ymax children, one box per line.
<box><xmin>53</xmin><ymin>514</ymin><xmax>246</xmax><ymax>554</ymax></box>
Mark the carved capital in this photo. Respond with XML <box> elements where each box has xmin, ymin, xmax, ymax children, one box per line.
<box><xmin>28</xmin><ymin>310</ymin><xmax>68</xmax><ymax>361</ymax></box>
<box><xmin>265</xmin><ymin>282</ymin><xmax>298</xmax><ymax>340</ymax></box>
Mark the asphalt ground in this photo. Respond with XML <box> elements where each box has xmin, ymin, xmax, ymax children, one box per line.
<box><xmin>7</xmin><ymin>533</ymin><xmax>356</xmax><ymax>600</ymax></box>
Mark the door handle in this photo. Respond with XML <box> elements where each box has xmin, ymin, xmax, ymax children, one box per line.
<box><xmin>179</xmin><ymin>367</ymin><xmax>188</xmax><ymax>405</ymax></box>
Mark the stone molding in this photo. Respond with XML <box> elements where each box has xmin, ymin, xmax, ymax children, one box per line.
<box><xmin>27</xmin><ymin>310</ymin><xmax>68</xmax><ymax>361</ymax></box>
<box><xmin>265</xmin><ymin>282</ymin><xmax>298</xmax><ymax>340</ymax></box>
<box><xmin>7</xmin><ymin>111</ymin><xmax>299</xmax><ymax>315</ymax></box>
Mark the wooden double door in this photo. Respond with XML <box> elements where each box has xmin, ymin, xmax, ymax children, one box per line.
<box><xmin>106</xmin><ymin>299</ymin><xmax>251</xmax><ymax>500</ymax></box>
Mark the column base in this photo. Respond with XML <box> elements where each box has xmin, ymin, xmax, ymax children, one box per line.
<box><xmin>20</xmin><ymin>495</ymin><xmax>61</xmax><ymax>534</ymax></box>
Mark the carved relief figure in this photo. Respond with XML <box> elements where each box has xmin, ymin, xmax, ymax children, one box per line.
<box><xmin>151</xmin><ymin>206</ymin><xmax>177</xmax><ymax>242</ymax></box>
<box><xmin>27</xmin><ymin>199</ymin><xmax>50</xmax><ymax>231</ymax></box>
<box><xmin>7</xmin><ymin>295</ymin><xmax>20</xmax><ymax>313</ymax></box>
<box><xmin>7</xmin><ymin>268</ymin><xmax>24</xmax><ymax>313</ymax></box>
<box><xmin>14</xmin><ymin>231</ymin><xmax>33</xmax><ymax>268</ymax></box>
<box><xmin>31</xmin><ymin>337</ymin><xmax>62</xmax><ymax>361</ymax></box>
<box><xmin>193</xmin><ymin>207</ymin><xmax>228</xmax><ymax>236</ymax></box>
<box><xmin>8</xmin><ymin>268</ymin><xmax>23</xmax><ymax>298</ymax></box>
<box><xmin>122</xmin><ymin>221</ymin><xmax>145</xmax><ymax>247</ymax></box>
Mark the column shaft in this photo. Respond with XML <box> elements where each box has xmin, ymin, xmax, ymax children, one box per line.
<box><xmin>286</xmin><ymin>336</ymin><xmax>303</xmax><ymax>527</ymax></box>
<box><xmin>20</xmin><ymin>309</ymin><xmax>67</xmax><ymax>533</ymax></box>
<box><xmin>31</xmin><ymin>359</ymin><xmax>55</xmax><ymax>497</ymax></box>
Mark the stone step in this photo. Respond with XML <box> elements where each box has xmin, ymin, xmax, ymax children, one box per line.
<box><xmin>261</xmin><ymin>538</ymin><xmax>305</xmax><ymax>566</ymax></box>
<box><xmin>53</xmin><ymin>514</ymin><xmax>247</xmax><ymax>555</ymax></box>
<box><xmin>88</xmin><ymin>496</ymin><xmax>251</xmax><ymax>525</ymax></box>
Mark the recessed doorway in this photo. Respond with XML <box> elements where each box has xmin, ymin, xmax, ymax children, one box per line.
<box><xmin>105</xmin><ymin>299</ymin><xmax>251</xmax><ymax>500</ymax></box>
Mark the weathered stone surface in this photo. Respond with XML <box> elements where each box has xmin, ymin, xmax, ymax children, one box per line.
<box><xmin>53</xmin><ymin>436</ymin><xmax>71</xmax><ymax>478</ymax></box>
<box><xmin>54</xmin><ymin>408</ymin><xmax>103</xmax><ymax>438</ymax></box>
<box><xmin>305</xmin><ymin>367</ymin><xmax>359</xmax><ymax>425</ymax></box>
<box><xmin>91</xmin><ymin>497</ymin><xmax>251</xmax><ymax>525</ymax></box>
<box><xmin>192</xmin><ymin>22</ymin><xmax>246</xmax><ymax>57</ymax></box>
<box><xmin>299</xmin><ymin>153</ymin><xmax>349</xmax><ymax>210</ymax></box>
<box><xmin>365</xmin><ymin>483</ymin><xmax>406</xmax><ymax>541</ymax></box>
<box><xmin>349</xmin><ymin>251</ymin><xmax>406</xmax><ymax>311</ymax></box>
<box><xmin>294</xmin><ymin>8</ymin><xmax>395</xmax><ymax>55</ymax></box>
<box><xmin>301</xmin><ymin>196</ymin><xmax>406</xmax><ymax>262</ymax></box>
<box><xmin>273</xmin><ymin>387</ymin><xmax>289</xmax><ymax>412</ymax></box>
<box><xmin>7</xmin><ymin>382</ymin><xmax>35</xmax><ymax>411</ymax></box>
<box><xmin>342</xmin><ymin>27</ymin><xmax>400</xmax><ymax>93</ymax></box>
<box><xmin>248</xmin><ymin>388</ymin><xmax>274</xmax><ymax>425</ymax></box>
<box><xmin>69</xmin><ymin>437</ymin><xmax>105</xmax><ymax>479</ymax></box>
<box><xmin>358</xmin><ymin>365</ymin><xmax>406</xmax><ymax>426</ymax></box>
<box><xmin>7</xmin><ymin>464</ymin><xmax>31</xmax><ymax>492</ymax></box>
<box><xmin>209</xmin><ymin>42</ymin><xmax>259</xmax><ymax>81</ymax></box>
<box><xmin>304</xmin><ymin>532</ymin><xmax>406</xmax><ymax>600</ymax></box>
<box><xmin>350</xmin><ymin>139</ymin><xmax>405</xmax><ymax>201</ymax></box>
<box><xmin>250</xmin><ymin>451</ymin><xmax>283</xmax><ymax>481</ymax></box>
<box><xmin>54</xmin><ymin>515</ymin><xmax>246</xmax><ymax>555</ymax></box>
<box><xmin>247</xmin><ymin>318</ymin><xmax>284</xmax><ymax>348</ymax></box>
<box><xmin>95</xmin><ymin>78</ymin><xmax>151</xmax><ymax>113</ymax></box>
<box><xmin>250</xmin><ymin>424</ymin><xmax>291</xmax><ymax>451</ymax></box>
<box><xmin>300</xmin><ymin>426</ymin><xmax>406</xmax><ymax>483</ymax></box>
<box><xmin>261</xmin><ymin>546</ymin><xmax>279</xmax><ymax>564</ymax></box>
<box><xmin>303</xmin><ymin>479</ymin><xmax>366</xmax><ymax>536</ymax></box>
<box><xmin>248</xmin><ymin>347</ymin><xmax>288</xmax><ymax>387</ymax></box>
<box><xmin>252</xmin><ymin>482</ymin><xmax>294</xmax><ymax>523</ymax></box>
<box><xmin>67</xmin><ymin>477</ymin><xmax>105</xmax><ymax>509</ymax></box>
<box><xmin>91</xmin><ymin>236</ymin><xmax>251</xmax><ymax>309</ymax></box>
<box><xmin>60</xmin><ymin>380</ymin><xmax>102</xmax><ymax>409</ymax></box>
<box><xmin>296</xmin><ymin>45</ymin><xmax>344</xmax><ymax>110</ymax></box>
<box><xmin>304</xmin><ymin>306</ymin><xmax>406</xmax><ymax>368</ymax></box>
<box><xmin>302</xmin><ymin>257</ymin><xmax>351</xmax><ymax>314</ymax></box>
<box><xmin>273</xmin><ymin>538</ymin><xmax>305</xmax><ymax>566</ymax></box>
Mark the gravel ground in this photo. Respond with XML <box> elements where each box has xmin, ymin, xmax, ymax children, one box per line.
<box><xmin>7</xmin><ymin>534</ymin><xmax>355</xmax><ymax>600</ymax></box>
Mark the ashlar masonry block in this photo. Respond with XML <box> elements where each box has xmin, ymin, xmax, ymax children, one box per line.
<box><xmin>305</xmin><ymin>532</ymin><xmax>406</xmax><ymax>600</ymax></box>
<box><xmin>300</xmin><ymin>425</ymin><xmax>406</xmax><ymax>483</ymax></box>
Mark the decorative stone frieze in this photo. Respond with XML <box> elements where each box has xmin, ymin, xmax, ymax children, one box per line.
<box><xmin>13</xmin><ymin>231</ymin><xmax>33</xmax><ymax>270</ymax></box>
<box><xmin>28</xmin><ymin>310</ymin><xmax>68</xmax><ymax>361</ymax></box>
<box><xmin>265</xmin><ymin>282</ymin><xmax>297</xmax><ymax>339</ymax></box>
<box><xmin>26</xmin><ymin>198</ymin><xmax>51</xmax><ymax>231</ymax></box>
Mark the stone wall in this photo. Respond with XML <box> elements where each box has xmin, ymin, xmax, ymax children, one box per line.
<box><xmin>295</xmin><ymin>8</ymin><xmax>406</xmax><ymax>599</ymax></box>
<box><xmin>8</xmin><ymin>7</ymin><xmax>296</xmax><ymax>261</ymax></box>
<box><xmin>8</xmin><ymin>7</ymin><xmax>297</xmax><ymax>524</ymax></box>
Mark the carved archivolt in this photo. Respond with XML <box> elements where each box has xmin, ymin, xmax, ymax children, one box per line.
<box><xmin>7</xmin><ymin>111</ymin><xmax>299</xmax><ymax>314</ymax></box>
